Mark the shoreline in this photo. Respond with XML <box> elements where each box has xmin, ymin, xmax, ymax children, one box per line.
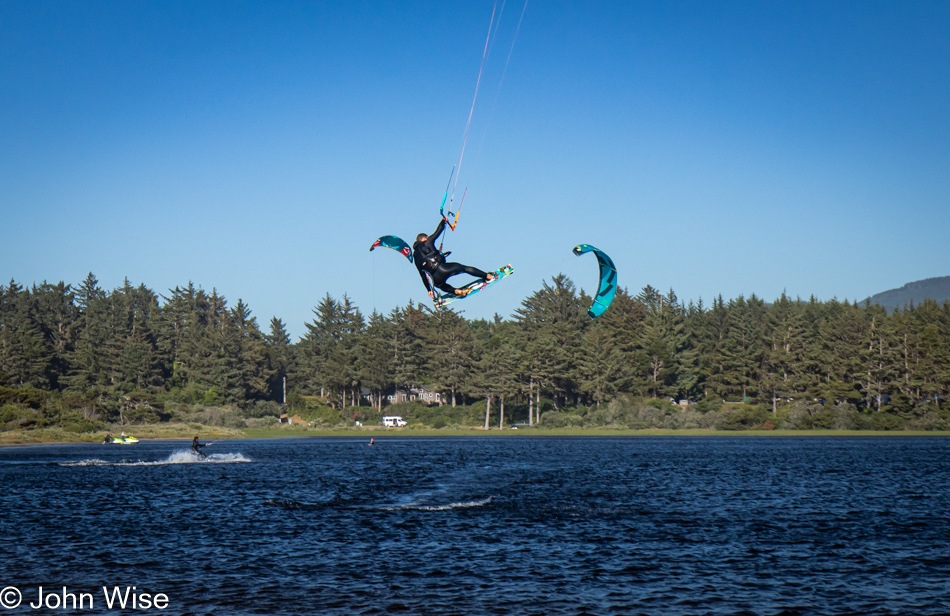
<box><xmin>3</xmin><ymin>426</ymin><xmax>950</xmax><ymax>446</ymax></box>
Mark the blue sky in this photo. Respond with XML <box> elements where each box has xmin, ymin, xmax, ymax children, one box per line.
<box><xmin>2</xmin><ymin>1</ymin><xmax>948</xmax><ymax>339</ymax></box>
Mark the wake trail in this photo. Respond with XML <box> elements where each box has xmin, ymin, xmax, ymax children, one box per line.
<box><xmin>376</xmin><ymin>496</ymin><xmax>495</xmax><ymax>511</ymax></box>
<box><xmin>264</xmin><ymin>495</ymin><xmax>495</xmax><ymax>512</ymax></box>
<box><xmin>60</xmin><ymin>450</ymin><xmax>251</xmax><ymax>467</ymax></box>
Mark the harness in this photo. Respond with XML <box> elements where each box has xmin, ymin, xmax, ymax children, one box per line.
<box><xmin>418</xmin><ymin>246</ymin><xmax>450</xmax><ymax>274</ymax></box>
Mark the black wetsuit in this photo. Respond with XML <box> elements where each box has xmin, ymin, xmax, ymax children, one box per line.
<box><xmin>412</xmin><ymin>218</ymin><xmax>489</xmax><ymax>295</ymax></box>
<box><xmin>192</xmin><ymin>440</ymin><xmax>207</xmax><ymax>458</ymax></box>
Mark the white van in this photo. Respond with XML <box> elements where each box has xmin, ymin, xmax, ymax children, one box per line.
<box><xmin>382</xmin><ymin>416</ymin><xmax>407</xmax><ymax>427</ymax></box>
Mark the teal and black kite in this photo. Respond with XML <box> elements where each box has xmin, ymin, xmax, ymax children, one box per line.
<box><xmin>573</xmin><ymin>244</ymin><xmax>617</xmax><ymax>319</ymax></box>
<box><xmin>370</xmin><ymin>235</ymin><xmax>413</xmax><ymax>263</ymax></box>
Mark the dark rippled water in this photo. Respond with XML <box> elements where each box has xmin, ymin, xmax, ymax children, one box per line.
<box><xmin>2</xmin><ymin>437</ymin><xmax>949</xmax><ymax>615</ymax></box>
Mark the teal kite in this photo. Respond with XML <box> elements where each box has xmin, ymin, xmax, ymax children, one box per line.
<box><xmin>573</xmin><ymin>244</ymin><xmax>617</xmax><ymax>318</ymax></box>
<box><xmin>370</xmin><ymin>235</ymin><xmax>413</xmax><ymax>263</ymax></box>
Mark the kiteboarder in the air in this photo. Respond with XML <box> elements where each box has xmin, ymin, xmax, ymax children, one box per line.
<box><xmin>413</xmin><ymin>218</ymin><xmax>495</xmax><ymax>298</ymax></box>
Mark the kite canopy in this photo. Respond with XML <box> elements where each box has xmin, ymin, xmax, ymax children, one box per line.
<box><xmin>370</xmin><ymin>235</ymin><xmax>413</xmax><ymax>263</ymax></box>
<box><xmin>573</xmin><ymin>244</ymin><xmax>617</xmax><ymax>319</ymax></box>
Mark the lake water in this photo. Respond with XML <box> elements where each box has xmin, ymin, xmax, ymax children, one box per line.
<box><xmin>1</xmin><ymin>436</ymin><xmax>948</xmax><ymax>615</ymax></box>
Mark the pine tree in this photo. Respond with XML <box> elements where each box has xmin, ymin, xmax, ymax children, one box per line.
<box><xmin>157</xmin><ymin>283</ymin><xmax>218</xmax><ymax>397</ymax></box>
<box><xmin>0</xmin><ymin>281</ymin><xmax>52</xmax><ymax>388</ymax></box>
<box><xmin>67</xmin><ymin>275</ymin><xmax>112</xmax><ymax>393</ymax></box>
<box><xmin>108</xmin><ymin>282</ymin><xmax>163</xmax><ymax>392</ymax></box>
<box><xmin>475</xmin><ymin>322</ymin><xmax>521</xmax><ymax>427</ymax></box>
<box><xmin>636</xmin><ymin>287</ymin><xmax>690</xmax><ymax>399</ymax></box>
<box><xmin>913</xmin><ymin>300</ymin><xmax>950</xmax><ymax>411</ymax></box>
<box><xmin>428</xmin><ymin>308</ymin><xmax>477</xmax><ymax>407</ymax></box>
<box><xmin>157</xmin><ymin>285</ymin><xmax>190</xmax><ymax>389</ymax></box>
<box><xmin>760</xmin><ymin>293</ymin><xmax>806</xmax><ymax>411</ymax></box>
<box><xmin>181</xmin><ymin>288</ymin><xmax>229</xmax><ymax>400</ymax></box>
<box><xmin>265</xmin><ymin>317</ymin><xmax>293</xmax><ymax>404</ymax></box>
<box><xmin>697</xmin><ymin>294</ymin><xmax>731</xmax><ymax>399</ymax></box>
<box><xmin>578</xmin><ymin>320</ymin><xmax>626</xmax><ymax>405</ymax></box>
<box><xmin>820</xmin><ymin>299</ymin><xmax>866</xmax><ymax>403</ymax></box>
<box><xmin>888</xmin><ymin>307</ymin><xmax>920</xmax><ymax>410</ymax></box>
<box><xmin>301</xmin><ymin>294</ymin><xmax>351</xmax><ymax>407</ymax></box>
<box><xmin>227</xmin><ymin>299</ymin><xmax>270</xmax><ymax>403</ymax></box>
<box><xmin>388</xmin><ymin>302</ymin><xmax>429</xmax><ymax>395</ymax></box>
<box><xmin>593</xmin><ymin>288</ymin><xmax>645</xmax><ymax>396</ymax></box>
<box><xmin>32</xmin><ymin>281</ymin><xmax>78</xmax><ymax>389</ymax></box>
<box><xmin>338</xmin><ymin>295</ymin><xmax>365</xmax><ymax>407</ymax></box>
<box><xmin>513</xmin><ymin>275</ymin><xmax>587</xmax><ymax>408</ymax></box>
<box><xmin>798</xmin><ymin>295</ymin><xmax>831</xmax><ymax>398</ymax></box>
<box><xmin>676</xmin><ymin>299</ymin><xmax>702</xmax><ymax>400</ymax></box>
<box><xmin>715</xmin><ymin>295</ymin><xmax>765</xmax><ymax>400</ymax></box>
<box><xmin>357</xmin><ymin>311</ymin><xmax>393</xmax><ymax>411</ymax></box>
<box><xmin>862</xmin><ymin>305</ymin><xmax>899</xmax><ymax>411</ymax></box>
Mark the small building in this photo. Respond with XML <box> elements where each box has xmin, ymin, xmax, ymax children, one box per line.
<box><xmin>279</xmin><ymin>413</ymin><xmax>307</xmax><ymax>425</ymax></box>
<box><xmin>415</xmin><ymin>388</ymin><xmax>441</xmax><ymax>404</ymax></box>
<box><xmin>386</xmin><ymin>388</ymin><xmax>441</xmax><ymax>405</ymax></box>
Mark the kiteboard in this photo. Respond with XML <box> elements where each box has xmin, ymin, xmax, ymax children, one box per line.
<box><xmin>433</xmin><ymin>265</ymin><xmax>513</xmax><ymax>308</ymax></box>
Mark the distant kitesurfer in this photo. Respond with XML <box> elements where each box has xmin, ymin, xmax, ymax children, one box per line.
<box><xmin>413</xmin><ymin>218</ymin><xmax>494</xmax><ymax>298</ymax></box>
<box><xmin>369</xmin><ymin>438</ymin><xmax>375</xmax><ymax>446</ymax></box>
<box><xmin>192</xmin><ymin>436</ymin><xmax>209</xmax><ymax>459</ymax></box>
<box><xmin>103</xmin><ymin>433</ymin><xmax>113</xmax><ymax>444</ymax></box>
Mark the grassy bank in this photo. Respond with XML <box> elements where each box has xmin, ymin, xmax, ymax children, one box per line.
<box><xmin>0</xmin><ymin>423</ymin><xmax>244</xmax><ymax>445</ymax></box>
<box><xmin>4</xmin><ymin>394</ymin><xmax>950</xmax><ymax>445</ymax></box>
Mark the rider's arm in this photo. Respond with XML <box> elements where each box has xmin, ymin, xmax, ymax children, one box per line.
<box><xmin>428</xmin><ymin>218</ymin><xmax>446</xmax><ymax>247</ymax></box>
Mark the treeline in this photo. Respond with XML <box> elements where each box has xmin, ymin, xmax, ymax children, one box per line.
<box><xmin>1</xmin><ymin>273</ymin><xmax>949</xmax><ymax>430</ymax></box>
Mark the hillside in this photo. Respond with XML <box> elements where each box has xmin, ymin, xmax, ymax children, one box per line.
<box><xmin>866</xmin><ymin>276</ymin><xmax>950</xmax><ymax>312</ymax></box>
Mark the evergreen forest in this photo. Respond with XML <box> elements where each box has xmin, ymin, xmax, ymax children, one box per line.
<box><xmin>2</xmin><ymin>272</ymin><xmax>950</xmax><ymax>435</ymax></box>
